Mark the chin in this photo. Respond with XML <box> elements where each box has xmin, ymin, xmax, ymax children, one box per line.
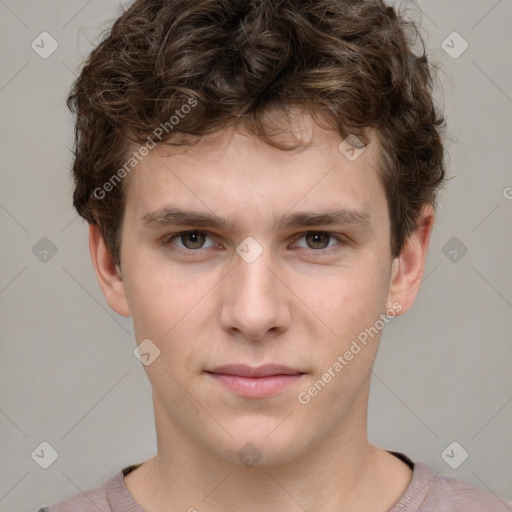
<box><xmin>215</xmin><ymin>420</ymin><xmax>310</xmax><ymax>469</ymax></box>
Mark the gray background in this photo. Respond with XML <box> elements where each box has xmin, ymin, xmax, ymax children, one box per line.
<box><xmin>0</xmin><ymin>0</ymin><xmax>511</xmax><ymax>510</ymax></box>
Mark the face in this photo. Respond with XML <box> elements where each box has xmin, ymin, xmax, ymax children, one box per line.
<box><xmin>92</xmin><ymin>115</ymin><xmax>429</xmax><ymax>468</ymax></box>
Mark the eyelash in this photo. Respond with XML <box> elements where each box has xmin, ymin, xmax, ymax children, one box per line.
<box><xmin>160</xmin><ymin>230</ymin><xmax>348</xmax><ymax>256</ymax></box>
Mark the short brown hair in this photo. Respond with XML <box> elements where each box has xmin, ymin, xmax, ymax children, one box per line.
<box><xmin>67</xmin><ymin>0</ymin><xmax>445</xmax><ymax>265</ymax></box>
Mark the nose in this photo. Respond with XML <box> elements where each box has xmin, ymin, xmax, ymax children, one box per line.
<box><xmin>219</xmin><ymin>245</ymin><xmax>291</xmax><ymax>341</ymax></box>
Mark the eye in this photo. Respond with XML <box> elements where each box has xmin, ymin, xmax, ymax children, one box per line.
<box><xmin>161</xmin><ymin>230</ymin><xmax>346</xmax><ymax>255</ymax></box>
<box><xmin>292</xmin><ymin>231</ymin><xmax>345</xmax><ymax>251</ymax></box>
<box><xmin>165</xmin><ymin>231</ymin><xmax>217</xmax><ymax>250</ymax></box>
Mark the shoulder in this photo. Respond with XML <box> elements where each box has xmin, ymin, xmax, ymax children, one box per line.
<box><xmin>427</xmin><ymin>468</ymin><xmax>512</xmax><ymax>511</ymax></box>
<box><xmin>34</xmin><ymin>486</ymin><xmax>109</xmax><ymax>512</ymax></box>
<box><xmin>33</xmin><ymin>470</ymin><xmax>122</xmax><ymax>512</ymax></box>
<box><xmin>406</xmin><ymin>462</ymin><xmax>512</xmax><ymax>511</ymax></box>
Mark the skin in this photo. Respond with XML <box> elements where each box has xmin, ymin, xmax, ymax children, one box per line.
<box><xmin>90</xmin><ymin>114</ymin><xmax>435</xmax><ymax>512</ymax></box>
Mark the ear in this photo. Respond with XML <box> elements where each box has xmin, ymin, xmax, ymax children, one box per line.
<box><xmin>386</xmin><ymin>204</ymin><xmax>435</xmax><ymax>315</ymax></box>
<box><xmin>88</xmin><ymin>223</ymin><xmax>131</xmax><ymax>317</ymax></box>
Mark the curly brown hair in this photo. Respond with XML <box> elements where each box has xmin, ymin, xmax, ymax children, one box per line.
<box><xmin>67</xmin><ymin>0</ymin><xmax>445</xmax><ymax>266</ymax></box>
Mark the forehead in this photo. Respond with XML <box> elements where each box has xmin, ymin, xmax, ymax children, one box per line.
<box><xmin>122</xmin><ymin>117</ymin><xmax>388</xmax><ymax>233</ymax></box>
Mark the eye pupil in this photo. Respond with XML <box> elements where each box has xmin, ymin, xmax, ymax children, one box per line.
<box><xmin>182</xmin><ymin>232</ymin><xmax>205</xmax><ymax>249</ymax></box>
<box><xmin>306</xmin><ymin>233</ymin><xmax>329</xmax><ymax>249</ymax></box>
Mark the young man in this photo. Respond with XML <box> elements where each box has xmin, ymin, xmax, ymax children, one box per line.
<box><xmin>38</xmin><ymin>0</ymin><xmax>510</xmax><ymax>510</ymax></box>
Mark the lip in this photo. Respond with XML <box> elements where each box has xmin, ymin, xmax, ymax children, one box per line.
<box><xmin>205</xmin><ymin>364</ymin><xmax>305</xmax><ymax>398</ymax></box>
<box><xmin>208</xmin><ymin>364</ymin><xmax>302</xmax><ymax>378</ymax></box>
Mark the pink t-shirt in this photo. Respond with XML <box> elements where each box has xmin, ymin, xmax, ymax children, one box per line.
<box><xmin>36</xmin><ymin>453</ymin><xmax>512</xmax><ymax>512</ymax></box>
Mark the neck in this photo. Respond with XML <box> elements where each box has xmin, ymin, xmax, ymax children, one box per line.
<box><xmin>125</xmin><ymin>395</ymin><xmax>412</xmax><ymax>512</ymax></box>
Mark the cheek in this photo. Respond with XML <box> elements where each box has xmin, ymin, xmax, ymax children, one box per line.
<box><xmin>123</xmin><ymin>255</ymin><xmax>220</xmax><ymax>359</ymax></box>
<box><xmin>122</xmin><ymin>227</ymin><xmax>392</xmax><ymax>360</ymax></box>
<box><xmin>125</xmin><ymin>271</ymin><xmax>213</xmax><ymax>394</ymax></box>
<box><xmin>291</xmin><ymin>256</ymin><xmax>391</xmax><ymax>341</ymax></box>
<box><xmin>128</xmin><ymin>274</ymin><xmax>192</xmax><ymax>338</ymax></box>
<box><xmin>296</xmin><ymin>264</ymin><xmax>391</xmax><ymax>404</ymax></box>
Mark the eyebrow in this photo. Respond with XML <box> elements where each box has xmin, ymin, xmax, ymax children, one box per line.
<box><xmin>140</xmin><ymin>207</ymin><xmax>372</xmax><ymax>232</ymax></box>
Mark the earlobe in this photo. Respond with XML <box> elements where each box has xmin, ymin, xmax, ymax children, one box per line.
<box><xmin>386</xmin><ymin>205</ymin><xmax>435</xmax><ymax>315</ymax></box>
<box><xmin>88</xmin><ymin>224</ymin><xmax>131</xmax><ymax>317</ymax></box>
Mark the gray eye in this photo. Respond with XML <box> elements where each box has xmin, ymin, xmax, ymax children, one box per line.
<box><xmin>180</xmin><ymin>232</ymin><xmax>207</xmax><ymax>249</ymax></box>
<box><xmin>305</xmin><ymin>233</ymin><xmax>331</xmax><ymax>249</ymax></box>
<box><xmin>293</xmin><ymin>232</ymin><xmax>343</xmax><ymax>251</ymax></box>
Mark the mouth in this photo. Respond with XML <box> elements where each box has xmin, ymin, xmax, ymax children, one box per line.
<box><xmin>205</xmin><ymin>364</ymin><xmax>305</xmax><ymax>398</ymax></box>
